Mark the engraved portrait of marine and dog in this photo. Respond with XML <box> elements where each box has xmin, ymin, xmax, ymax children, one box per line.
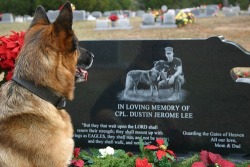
<box><xmin>119</xmin><ymin>46</ymin><xmax>187</xmax><ymax>102</ymax></box>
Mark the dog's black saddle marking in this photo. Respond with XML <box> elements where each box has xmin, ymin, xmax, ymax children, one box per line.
<box><xmin>12</xmin><ymin>76</ymin><xmax>66</xmax><ymax>109</ymax></box>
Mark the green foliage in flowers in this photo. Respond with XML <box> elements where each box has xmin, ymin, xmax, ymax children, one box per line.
<box><xmin>158</xmin><ymin>156</ymin><xmax>172</xmax><ymax>167</ymax></box>
<box><xmin>172</xmin><ymin>154</ymin><xmax>200</xmax><ymax>167</ymax></box>
<box><xmin>82</xmin><ymin>148</ymin><xmax>136</xmax><ymax>167</ymax></box>
<box><xmin>138</xmin><ymin>138</ymin><xmax>155</xmax><ymax>162</ymax></box>
<box><xmin>78</xmin><ymin>150</ymin><xmax>94</xmax><ymax>165</ymax></box>
<box><xmin>236</xmin><ymin>162</ymin><xmax>250</xmax><ymax>167</ymax></box>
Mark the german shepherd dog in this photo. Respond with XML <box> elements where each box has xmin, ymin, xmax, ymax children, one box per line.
<box><xmin>0</xmin><ymin>2</ymin><xmax>93</xmax><ymax>167</ymax></box>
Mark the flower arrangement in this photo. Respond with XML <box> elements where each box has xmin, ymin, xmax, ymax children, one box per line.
<box><xmin>70</xmin><ymin>146</ymin><xmax>136</xmax><ymax>167</ymax></box>
<box><xmin>109</xmin><ymin>14</ymin><xmax>119</xmax><ymax>22</ymax></box>
<box><xmin>234</xmin><ymin>70</ymin><xmax>250</xmax><ymax>78</ymax></box>
<box><xmin>175</xmin><ymin>11</ymin><xmax>195</xmax><ymax>27</ymax></box>
<box><xmin>70</xmin><ymin>138</ymin><xmax>250</xmax><ymax>167</ymax></box>
<box><xmin>0</xmin><ymin>31</ymin><xmax>25</xmax><ymax>85</ymax></box>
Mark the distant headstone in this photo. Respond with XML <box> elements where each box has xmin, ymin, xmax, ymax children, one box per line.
<box><xmin>47</xmin><ymin>10</ymin><xmax>59</xmax><ymax>22</ymax></box>
<box><xmin>87</xmin><ymin>15</ymin><xmax>96</xmax><ymax>21</ymax></box>
<box><xmin>123</xmin><ymin>10</ymin><xmax>132</xmax><ymax>18</ymax></box>
<box><xmin>199</xmin><ymin>7</ymin><xmax>207</xmax><ymax>17</ymax></box>
<box><xmin>141</xmin><ymin>13</ymin><xmax>155</xmax><ymax>25</ymax></box>
<box><xmin>73</xmin><ymin>10</ymin><xmax>86</xmax><ymax>21</ymax></box>
<box><xmin>69</xmin><ymin>37</ymin><xmax>250</xmax><ymax>155</ymax></box>
<box><xmin>103</xmin><ymin>11</ymin><xmax>111</xmax><ymax>17</ymax></box>
<box><xmin>23</xmin><ymin>15</ymin><xmax>33</xmax><ymax>22</ymax></box>
<box><xmin>222</xmin><ymin>7</ymin><xmax>238</xmax><ymax>16</ymax></box>
<box><xmin>136</xmin><ymin>10</ymin><xmax>145</xmax><ymax>17</ymax></box>
<box><xmin>191</xmin><ymin>9</ymin><xmax>200</xmax><ymax>16</ymax></box>
<box><xmin>207</xmin><ymin>4</ymin><xmax>219</xmax><ymax>11</ymax></box>
<box><xmin>95</xmin><ymin>20</ymin><xmax>109</xmax><ymax>30</ymax></box>
<box><xmin>117</xmin><ymin>19</ymin><xmax>132</xmax><ymax>29</ymax></box>
<box><xmin>110</xmin><ymin>11</ymin><xmax>119</xmax><ymax>16</ymax></box>
<box><xmin>131</xmin><ymin>12</ymin><xmax>136</xmax><ymax>17</ymax></box>
<box><xmin>231</xmin><ymin>6</ymin><xmax>241</xmax><ymax>14</ymax></box>
<box><xmin>206</xmin><ymin>8</ymin><xmax>217</xmax><ymax>16</ymax></box>
<box><xmin>91</xmin><ymin>11</ymin><xmax>102</xmax><ymax>18</ymax></box>
<box><xmin>192</xmin><ymin>5</ymin><xmax>218</xmax><ymax>18</ymax></box>
<box><xmin>162</xmin><ymin>9</ymin><xmax>177</xmax><ymax>27</ymax></box>
<box><xmin>15</xmin><ymin>16</ymin><xmax>24</xmax><ymax>23</ymax></box>
<box><xmin>0</xmin><ymin>13</ymin><xmax>14</xmax><ymax>23</ymax></box>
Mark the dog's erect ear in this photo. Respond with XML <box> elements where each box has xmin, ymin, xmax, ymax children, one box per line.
<box><xmin>54</xmin><ymin>1</ymin><xmax>73</xmax><ymax>31</ymax></box>
<box><xmin>30</xmin><ymin>6</ymin><xmax>50</xmax><ymax>28</ymax></box>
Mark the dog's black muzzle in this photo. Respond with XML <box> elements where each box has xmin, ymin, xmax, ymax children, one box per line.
<box><xmin>75</xmin><ymin>47</ymin><xmax>94</xmax><ymax>83</ymax></box>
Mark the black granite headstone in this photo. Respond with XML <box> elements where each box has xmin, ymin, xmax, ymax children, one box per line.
<box><xmin>66</xmin><ymin>37</ymin><xmax>250</xmax><ymax>155</ymax></box>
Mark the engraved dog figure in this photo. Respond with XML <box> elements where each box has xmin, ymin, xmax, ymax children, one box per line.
<box><xmin>124</xmin><ymin>60</ymin><xmax>168</xmax><ymax>99</ymax></box>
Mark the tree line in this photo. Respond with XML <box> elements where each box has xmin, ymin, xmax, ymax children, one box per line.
<box><xmin>0</xmin><ymin>0</ymin><xmax>248</xmax><ymax>16</ymax></box>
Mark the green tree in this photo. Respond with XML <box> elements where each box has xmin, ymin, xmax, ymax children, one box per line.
<box><xmin>94</xmin><ymin>0</ymin><xmax>109</xmax><ymax>12</ymax></box>
<box><xmin>236</xmin><ymin>0</ymin><xmax>249</xmax><ymax>9</ymax></box>
<box><xmin>70</xmin><ymin>0</ymin><xmax>97</xmax><ymax>11</ymax></box>
<box><xmin>120</xmin><ymin>0</ymin><xmax>133</xmax><ymax>9</ymax></box>
<box><xmin>0</xmin><ymin>0</ymin><xmax>34</xmax><ymax>15</ymax></box>
<box><xmin>137</xmin><ymin>0</ymin><xmax>176</xmax><ymax>10</ymax></box>
<box><xmin>107</xmin><ymin>0</ymin><xmax>121</xmax><ymax>10</ymax></box>
<box><xmin>34</xmin><ymin>0</ymin><xmax>65</xmax><ymax>11</ymax></box>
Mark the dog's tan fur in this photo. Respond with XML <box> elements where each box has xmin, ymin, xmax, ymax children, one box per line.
<box><xmin>0</xmin><ymin>2</ymin><xmax>92</xmax><ymax>167</ymax></box>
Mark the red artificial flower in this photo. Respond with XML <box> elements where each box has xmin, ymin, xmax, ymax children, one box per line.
<box><xmin>193</xmin><ymin>150</ymin><xmax>236</xmax><ymax>167</ymax></box>
<box><xmin>109</xmin><ymin>14</ymin><xmax>119</xmax><ymax>21</ymax></box>
<box><xmin>0</xmin><ymin>31</ymin><xmax>25</xmax><ymax>81</ymax></box>
<box><xmin>191</xmin><ymin>162</ymin><xmax>207</xmax><ymax>167</ymax></box>
<box><xmin>71</xmin><ymin>159</ymin><xmax>84</xmax><ymax>167</ymax></box>
<box><xmin>135</xmin><ymin>158</ymin><xmax>152</xmax><ymax>167</ymax></box>
<box><xmin>144</xmin><ymin>138</ymin><xmax>176</xmax><ymax>161</ymax></box>
<box><xmin>200</xmin><ymin>150</ymin><xmax>221</xmax><ymax>164</ymax></box>
<box><xmin>217</xmin><ymin>158</ymin><xmax>236</xmax><ymax>167</ymax></box>
<box><xmin>71</xmin><ymin>148</ymin><xmax>84</xmax><ymax>167</ymax></box>
<box><xmin>243</xmin><ymin>71</ymin><xmax>250</xmax><ymax>78</ymax></box>
<box><xmin>6</xmin><ymin>71</ymin><xmax>13</xmax><ymax>81</ymax></box>
<box><xmin>73</xmin><ymin>148</ymin><xmax>81</xmax><ymax>158</ymax></box>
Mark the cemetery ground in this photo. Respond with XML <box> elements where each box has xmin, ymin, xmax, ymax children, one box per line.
<box><xmin>0</xmin><ymin>14</ymin><xmax>250</xmax><ymax>51</ymax></box>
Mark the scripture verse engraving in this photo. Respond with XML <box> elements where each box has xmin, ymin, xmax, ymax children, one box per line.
<box><xmin>75</xmin><ymin>123</ymin><xmax>165</xmax><ymax>146</ymax></box>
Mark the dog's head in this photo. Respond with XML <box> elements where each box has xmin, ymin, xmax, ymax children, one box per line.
<box><xmin>153</xmin><ymin>60</ymin><xmax>169</xmax><ymax>71</ymax></box>
<box><xmin>14</xmin><ymin>2</ymin><xmax>93</xmax><ymax>100</ymax></box>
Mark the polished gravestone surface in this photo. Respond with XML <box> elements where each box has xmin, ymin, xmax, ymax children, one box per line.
<box><xmin>66</xmin><ymin>37</ymin><xmax>250</xmax><ymax>155</ymax></box>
